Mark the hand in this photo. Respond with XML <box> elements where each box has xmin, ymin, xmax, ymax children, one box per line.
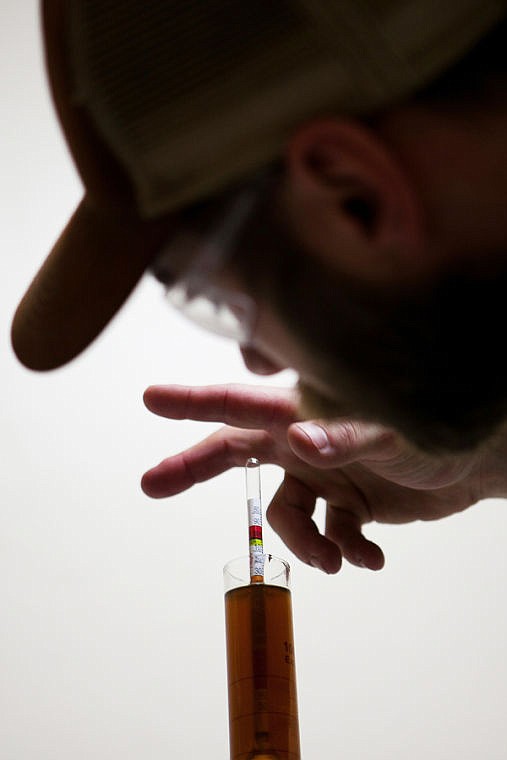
<box><xmin>141</xmin><ymin>383</ymin><xmax>497</xmax><ymax>573</ymax></box>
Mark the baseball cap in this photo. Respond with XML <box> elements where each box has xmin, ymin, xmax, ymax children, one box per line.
<box><xmin>11</xmin><ymin>0</ymin><xmax>506</xmax><ymax>370</ymax></box>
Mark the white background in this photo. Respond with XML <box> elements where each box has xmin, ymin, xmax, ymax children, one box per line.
<box><xmin>1</xmin><ymin>4</ymin><xmax>507</xmax><ymax>759</ymax></box>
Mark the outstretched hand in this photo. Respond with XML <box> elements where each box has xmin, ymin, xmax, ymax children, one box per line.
<box><xmin>141</xmin><ymin>383</ymin><xmax>489</xmax><ymax>573</ymax></box>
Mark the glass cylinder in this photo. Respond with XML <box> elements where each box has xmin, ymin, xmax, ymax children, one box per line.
<box><xmin>224</xmin><ymin>555</ymin><xmax>301</xmax><ymax>760</ymax></box>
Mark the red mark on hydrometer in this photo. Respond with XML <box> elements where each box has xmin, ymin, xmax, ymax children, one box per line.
<box><xmin>246</xmin><ymin>457</ymin><xmax>264</xmax><ymax>583</ymax></box>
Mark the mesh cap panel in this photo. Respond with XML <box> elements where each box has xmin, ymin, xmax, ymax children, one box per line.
<box><xmin>68</xmin><ymin>0</ymin><xmax>506</xmax><ymax>217</ymax></box>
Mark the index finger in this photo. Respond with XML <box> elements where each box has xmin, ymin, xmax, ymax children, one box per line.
<box><xmin>143</xmin><ymin>383</ymin><xmax>299</xmax><ymax>430</ymax></box>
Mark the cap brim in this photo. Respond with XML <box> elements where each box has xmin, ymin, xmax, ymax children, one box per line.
<box><xmin>11</xmin><ymin>196</ymin><xmax>171</xmax><ymax>370</ymax></box>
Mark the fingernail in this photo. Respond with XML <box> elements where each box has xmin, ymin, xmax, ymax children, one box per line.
<box><xmin>296</xmin><ymin>422</ymin><xmax>332</xmax><ymax>453</ymax></box>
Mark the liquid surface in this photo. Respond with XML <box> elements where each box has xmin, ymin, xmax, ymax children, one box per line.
<box><xmin>225</xmin><ymin>584</ymin><xmax>300</xmax><ymax>760</ymax></box>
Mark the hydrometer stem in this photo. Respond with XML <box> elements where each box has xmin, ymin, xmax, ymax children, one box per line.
<box><xmin>246</xmin><ymin>457</ymin><xmax>264</xmax><ymax>583</ymax></box>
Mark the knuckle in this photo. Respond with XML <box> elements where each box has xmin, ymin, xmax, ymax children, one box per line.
<box><xmin>265</xmin><ymin>500</ymin><xmax>278</xmax><ymax>526</ymax></box>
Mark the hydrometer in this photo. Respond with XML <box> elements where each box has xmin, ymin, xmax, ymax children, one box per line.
<box><xmin>223</xmin><ymin>459</ymin><xmax>301</xmax><ymax>759</ymax></box>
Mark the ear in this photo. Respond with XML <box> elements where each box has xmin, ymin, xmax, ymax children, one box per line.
<box><xmin>282</xmin><ymin>118</ymin><xmax>425</xmax><ymax>282</ymax></box>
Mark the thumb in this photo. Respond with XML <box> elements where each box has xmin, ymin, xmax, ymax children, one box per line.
<box><xmin>288</xmin><ymin>419</ymin><xmax>398</xmax><ymax>468</ymax></box>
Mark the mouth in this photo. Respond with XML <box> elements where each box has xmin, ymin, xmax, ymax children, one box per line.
<box><xmin>239</xmin><ymin>346</ymin><xmax>286</xmax><ymax>375</ymax></box>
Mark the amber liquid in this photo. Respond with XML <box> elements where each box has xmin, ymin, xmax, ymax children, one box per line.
<box><xmin>225</xmin><ymin>583</ymin><xmax>301</xmax><ymax>760</ymax></box>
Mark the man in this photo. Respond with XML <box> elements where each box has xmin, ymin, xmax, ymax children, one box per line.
<box><xmin>11</xmin><ymin>1</ymin><xmax>507</xmax><ymax>571</ymax></box>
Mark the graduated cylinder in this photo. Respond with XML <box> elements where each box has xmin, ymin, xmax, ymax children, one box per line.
<box><xmin>224</xmin><ymin>555</ymin><xmax>301</xmax><ymax>760</ymax></box>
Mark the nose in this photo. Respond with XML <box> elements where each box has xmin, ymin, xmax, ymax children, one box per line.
<box><xmin>240</xmin><ymin>346</ymin><xmax>285</xmax><ymax>375</ymax></box>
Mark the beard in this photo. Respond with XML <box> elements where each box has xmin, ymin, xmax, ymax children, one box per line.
<box><xmin>296</xmin><ymin>377</ymin><xmax>353</xmax><ymax>422</ymax></box>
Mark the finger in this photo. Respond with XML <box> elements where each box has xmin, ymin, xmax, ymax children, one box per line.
<box><xmin>141</xmin><ymin>427</ymin><xmax>274</xmax><ymax>498</ymax></box>
<box><xmin>144</xmin><ymin>383</ymin><xmax>298</xmax><ymax>430</ymax></box>
<box><xmin>266</xmin><ymin>474</ymin><xmax>342</xmax><ymax>574</ymax></box>
<box><xmin>290</xmin><ymin>418</ymin><xmax>468</xmax><ymax>489</ymax></box>
<box><xmin>288</xmin><ymin>419</ymin><xmax>399</xmax><ymax>468</ymax></box>
<box><xmin>325</xmin><ymin>506</ymin><xmax>385</xmax><ymax>571</ymax></box>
